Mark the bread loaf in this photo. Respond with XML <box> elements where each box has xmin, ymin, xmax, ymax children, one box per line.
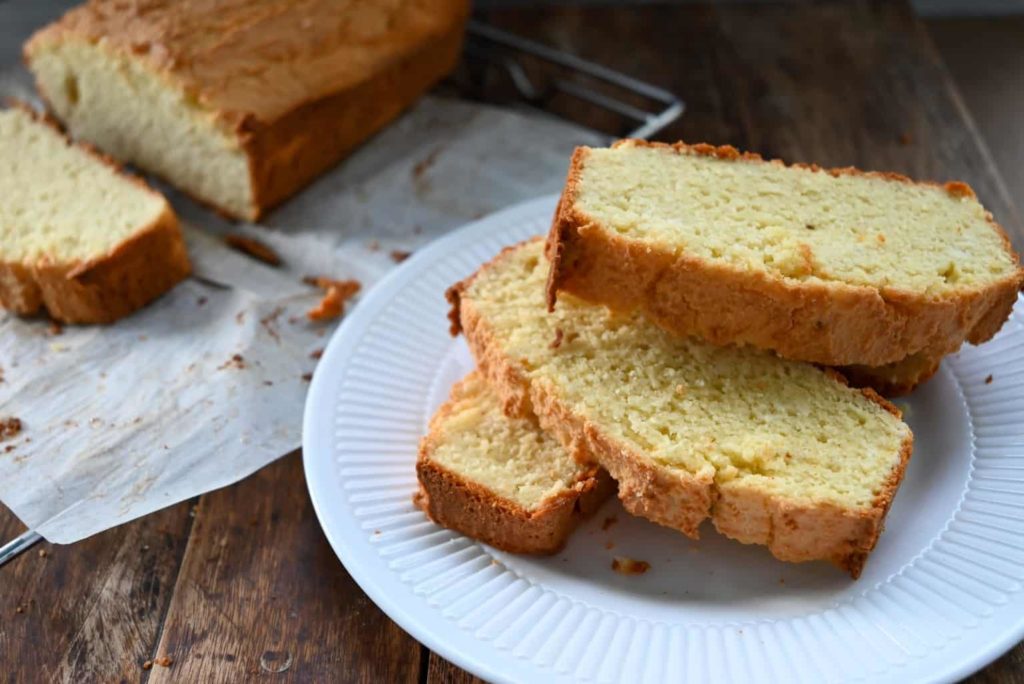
<box><xmin>25</xmin><ymin>0</ymin><xmax>469</xmax><ymax>220</ymax></box>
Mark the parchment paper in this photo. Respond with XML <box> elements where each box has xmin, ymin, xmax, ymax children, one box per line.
<box><xmin>0</xmin><ymin>2</ymin><xmax>605</xmax><ymax>543</ymax></box>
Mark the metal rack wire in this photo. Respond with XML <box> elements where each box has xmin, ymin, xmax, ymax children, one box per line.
<box><xmin>461</xmin><ymin>21</ymin><xmax>684</xmax><ymax>140</ymax></box>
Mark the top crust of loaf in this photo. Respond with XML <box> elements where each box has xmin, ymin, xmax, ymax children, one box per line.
<box><xmin>24</xmin><ymin>0</ymin><xmax>470</xmax><ymax>135</ymax></box>
<box><xmin>547</xmin><ymin>140</ymin><xmax>1024</xmax><ymax>367</ymax></box>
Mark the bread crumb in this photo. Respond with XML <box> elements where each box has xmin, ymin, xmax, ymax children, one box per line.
<box><xmin>218</xmin><ymin>354</ymin><xmax>246</xmax><ymax>370</ymax></box>
<box><xmin>985</xmin><ymin>374</ymin><xmax>994</xmax><ymax>384</ymax></box>
<box><xmin>225</xmin><ymin>233</ymin><xmax>281</xmax><ymax>266</ymax></box>
<box><xmin>549</xmin><ymin>327</ymin><xmax>564</xmax><ymax>349</ymax></box>
<box><xmin>259</xmin><ymin>307</ymin><xmax>284</xmax><ymax>343</ymax></box>
<box><xmin>0</xmin><ymin>417</ymin><xmax>23</xmax><ymax>441</ymax></box>
<box><xmin>301</xmin><ymin>373</ymin><xmax>313</xmax><ymax>382</ymax></box>
<box><xmin>304</xmin><ymin>277</ymin><xmax>361</xmax><ymax>322</ymax></box>
<box><xmin>154</xmin><ymin>655</ymin><xmax>173</xmax><ymax>667</ymax></box>
<box><xmin>611</xmin><ymin>557</ymin><xmax>650</xmax><ymax>576</ymax></box>
<box><xmin>15</xmin><ymin>605</ymin><xmax>24</xmax><ymax>614</ymax></box>
<box><xmin>601</xmin><ymin>516</ymin><xmax>617</xmax><ymax>531</ymax></box>
<box><xmin>310</xmin><ymin>348</ymin><xmax>324</xmax><ymax>360</ymax></box>
<box><xmin>390</xmin><ymin>250</ymin><xmax>411</xmax><ymax>263</ymax></box>
<box><xmin>48</xmin><ymin>320</ymin><xmax>64</xmax><ymax>336</ymax></box>
<box><xmin>142</xmin><ymin>661</ymin><xmax>153</xmax><ymax>670</ymax></box>
<box><xmin>412</xmin><ymin>147</ymin><xmax>442</xmax><ymax>179</ymax></box>
<box><xmin>876</xmin><ymin>233</ymin><xmax>886</xmax><ymax>244</ymax></box>
<box><xmin>945</xmin><ymin>181</ymin><xmax>975</xmax><ymax>199</ymax></box>
<box><xmin>38</xmin><ymin>549</ymin><xmax>47</xmax><ymax>558</ymax></box>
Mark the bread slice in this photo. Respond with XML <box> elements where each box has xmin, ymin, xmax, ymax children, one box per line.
<box><xmin>24</xmin><ymin>0</ymin><xmax>469</xmax><ymax>220</ymax></box>
<box><xmin>449</xmin><ymin>239</ymin><xmax>913</xmax><ymax>577</ymax></box>
<box><xmin>415</xmin><ymin>371</ymin><xmax>614</xmax><ymax>554</ymax></box>
<box><xmin>0</xmin><ymin>105</ymin><xmax>189</xmax><ymax>323</ymax></box>
<box><xmin>547</xmin><ymin>140</ymin><xmax>1024</xmax><ymax>371</ymax></box>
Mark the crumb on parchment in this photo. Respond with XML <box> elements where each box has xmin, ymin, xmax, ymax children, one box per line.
<box><xmin>304</xmin><ymin>276</ymin><xmax>361</xmax><ymax>322</ymax></box>
<box><xmin>218</xmin><ymin>354</ymin><xmax>246</xmax><ymax>371</ymax></box>
<box><xmin>224</xmin><ymin>233</ymin><xmax>282</xmax><ymax>266</ymax></box>
<box><xmin>0</xmin><ymin>417</ymin><xmax>22</xmax><ymax>441</ymax></box>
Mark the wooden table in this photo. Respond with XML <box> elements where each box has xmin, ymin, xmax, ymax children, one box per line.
<box><xmin>2</xmin><ymin>2</ymin><xmax>1021</xmax><ymax>681</ymax></box>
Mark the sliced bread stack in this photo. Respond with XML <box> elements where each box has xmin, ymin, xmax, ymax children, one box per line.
<box><xmin>446</xmin><ymin>240</ymin><xmax>911</xmax><ymax>577</ymax></box>
<box><xmin>417</xmin><ymin>140</ymin><xmax>1022</xmax><ymax>578</ymax></box>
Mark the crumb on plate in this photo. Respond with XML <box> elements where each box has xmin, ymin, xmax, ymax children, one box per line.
<box><xmin>612</xmin><ymin>556</ymin><xmax>650</xmax><ymax>576</ymax></box>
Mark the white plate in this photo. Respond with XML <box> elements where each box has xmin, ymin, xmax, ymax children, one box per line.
<box><xmin>303</xmin><ymin>195</ymin><xmax>1024</xmax><ymax>684</ymax></box>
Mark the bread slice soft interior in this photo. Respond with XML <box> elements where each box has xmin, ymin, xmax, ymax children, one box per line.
<box><xmin>450</xmin><ymin>239</ymin><xmax>913</xmax><ymax>577</ymax></box>
<box><xmin>0</xmin><ymin>105</ymin><xmax>189</xmax><ymax>323</ymax></box>
<box><xmin>26</xmin><ymin>36</ymin><xmax>257</xmax><ymax>220</ymax></box>
<box><xmin>415</xmin><ymin>371</ymin><xmax>614</xmax><ymax>554</ymax></box>
<box><xmin>547</xmin><ymin>140</ymin><xmax>1023</xmax><ymax>369</ymax></box>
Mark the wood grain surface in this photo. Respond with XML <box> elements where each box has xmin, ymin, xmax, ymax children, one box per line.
<box><xmin>1</xmin><ymin>2</ymin><xmax>1020</xmax><ymax>682</ymax></box>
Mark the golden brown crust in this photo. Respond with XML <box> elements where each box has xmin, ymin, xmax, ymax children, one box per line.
<box><xmin>414</xmin><ymin>461</ymin><xmax>615</xmax><ymax>555</ymax></box>
<box><xmin>24</xmin><ymin>0</ymin><xmax>469</xmax><ymax>132</ymax></box>
<box><xmin>457</xmin><ymin>240</ymin><xmax>913</xmax><ymax>577</ymax></box>
<box><xmin>243</xmin><ymin>17</ymin><xmax>467</xmax><ymax>219</ymax></box>
<box><xmin>25</xmin><ymin>1</ymin><xmax>469</xmax><ymax>221</ymax></box>
<box><xmin>414</xmin><ymin>374</ymin><xmax>615</xmax><ymax>554</ymax></box>
<box><xmin>0</xmin><ymin>203</ymin><xmax>190</xmax><ymax>324</ymax></box>
<box><xmin>0</xmin><ymin>106</ymin><xmax>190</xmax><ymax>324</ymax></box>
<box><xmin>546</xmin><ymin>142</ymin><xmax>1024</xmax><ymax>368</ymax></box>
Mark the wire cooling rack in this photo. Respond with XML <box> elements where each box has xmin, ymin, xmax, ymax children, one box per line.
<box><xmin>460</xmin><ymin>20</ymin><xmax>684</xmax><ymax>140</ymax></box>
